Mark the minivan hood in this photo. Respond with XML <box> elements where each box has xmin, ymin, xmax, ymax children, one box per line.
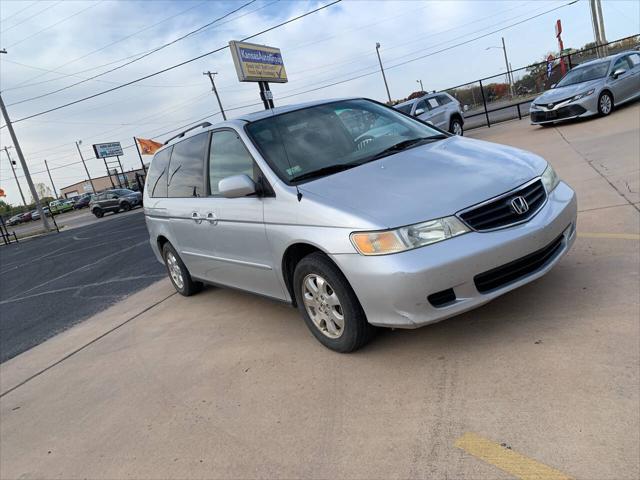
<box><xmin>534</xmin><ymin>78</ymin><xmax>601</xmax><ymax>104</ymax></box>
<box><xmin>299</xmin><ymin>136</ymin><xmax>547</xmax><ymax>228</ymax></box>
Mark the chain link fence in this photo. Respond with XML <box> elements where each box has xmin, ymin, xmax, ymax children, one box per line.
<box><xmin>441</xmin><ymin>34</ymin><xmax>639</xmax><ymax>130</ymax></box>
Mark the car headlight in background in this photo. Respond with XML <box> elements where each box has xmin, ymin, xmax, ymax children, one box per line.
<box><xmin>541</xmin><ymin>163</ymin><xmax>560</xmax><ymax>193</ymax></box>
<box><xmin>351</xmin><ymin>216</ymin><xmax>469</xmax><ymax>255</ymax></box>
<box><xmin>570</xmin><ymin>89</ymin><xmax>595</xmax><ymax>102</ymax></box>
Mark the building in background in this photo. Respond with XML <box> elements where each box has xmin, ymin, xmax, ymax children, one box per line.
<box><xmin>60</xmin><ymin>167</ymin><xmax>147</xmax><ymax>198</ymax></box>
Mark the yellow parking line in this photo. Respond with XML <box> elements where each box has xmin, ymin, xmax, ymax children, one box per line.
<box><xmin>455</xmin><ymin>432</ymin><xmax>573</xmax><ymax>480</ymax></box>
<box><xmin>578</xmin><ymin>232</ymin><xmax>640</xmax><ymax>240</ymax></box>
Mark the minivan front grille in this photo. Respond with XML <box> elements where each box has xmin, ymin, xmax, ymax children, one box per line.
<box><xmin>474</xmin><ymin>234</ymin><xmax>564</xmax><ymax>293</ymax></box>
<box><xmin>458</xmin><ymin>179</ymin><xmax>547</xmax><ymax>231</ymax></box>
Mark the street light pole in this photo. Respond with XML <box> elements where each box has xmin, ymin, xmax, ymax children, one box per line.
<box><xmin>375</xmin><ymin>42</ymin><xmax>392</xmax><ymax>104</ymax></box>
<box><xmin>416</xmin><ymin>79</ymin><xmax>424</xmax><ymax>91</ymax></box>
<box><xmin>75</xmin><ymin>140</ymin><xmax>96</xmax><ymax>194</ymax></box>
<box><xmin>3</xmin><ymin>146</ymin><xmax>27</xmax><ymax>206</ymax></box>
<box><xmin>203</xmin><ymin>71</ymin><xmax>227</xmax><ymax>120</ymax></box>
<box><xmin>486</xmin><ymin>39</ymin><xmax>514</xmax><ymax>96</ymax></box>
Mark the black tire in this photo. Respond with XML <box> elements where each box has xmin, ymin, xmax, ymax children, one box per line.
<box><xmin>449</xmin><ymin>116</ymin><xmax>464</xmax><ymax>136</ymax></box>
<box><xmin>293</xmin><ymin>252</ymin><xmax>376</xmax><ymax>353</ymax></box>
<box><xmin>121</xmin><ymin>202</ymin><xmax>132</xmax><ymax>212</ymax></box>
<box><xmin>162</xmin><ymin>242</ymin><xmax>202</xmax><ymax>296</ymax></box>
<box><xmin>597</xmin><ymin>91</ymin><xmax>613</xmax><ymax>116</ymax></box>
<box><xmin>93</xmin><ymin>208</ymin><xmax>104</xmax><ymax>218</ymax></box>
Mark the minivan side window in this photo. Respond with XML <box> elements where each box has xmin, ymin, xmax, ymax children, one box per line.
<box><xmin>146</xmin><ymin>146</ymin><xmax>172</xmax><ymax>198</ymax></box>
<box><xmin>209</xmin><ymin>130</ymin><xmax>256</xmax><ymax>195</ymax></box>
<box><xmin>167</xmin><ymin>133</ymin><xmax>208</xmax><ymax>198</ymax></box>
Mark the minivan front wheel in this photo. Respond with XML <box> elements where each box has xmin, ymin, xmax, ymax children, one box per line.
<box><xmin>162</xmin><ymin>243</ymin><xmax>202</xmax><ymax>296</ymax></box>
<box><xmin>293</xmin><ymin>252</ymin><xmax>375</xmax><ymax>352</ymax></box>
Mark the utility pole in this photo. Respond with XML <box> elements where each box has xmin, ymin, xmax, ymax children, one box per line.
<box><xmin>3</xmin><ymin>147</ymin><xmax>27</xmax><ymax>206</ymax></box>
<box><xmin>75</xmin><ymin>140</ymin><xmax>96</xmax><ymax>194</ymax></box>
<box><xmin>375</xmin><ymin>43</ymin><xmax>392</xmax><ymax>104</ymax></box>
<box><xmin>416</xmin><ymin>79</ymin><xmax>424</xmax><ymax>91</ymax></box>
<box><xmin>590</xmin><ymin>0</ymin><xmax>608</xmax><ymax>57</ymax></box>
<box><xmin>44</xmin><ymin>160</ymin><xmax>57</xmax><ymax>198</ymax></box>
<box><xmin>0</xmin><ymin>91</ymin><xmax>51</xmax><ymax>231</ymax></box>
<box><xmin>501</xmin><ymin>37</ymin><xmax>514</xmax><ymax>96</ymax></box>
<box><xmin>203</xmin><ymin>71</ymin><xmax>227</xmax><ymax>120</ymax></box>
<box><xmin>3</xmin><ymin>146</ymin><xmax>27</xmax><ymax>206</ymax></box>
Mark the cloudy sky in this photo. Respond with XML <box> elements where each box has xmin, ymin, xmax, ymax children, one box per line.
<box><xmin>0</xmin><ymin>0</ymin><xmax>638</xmax><ymax>204</ymax></box>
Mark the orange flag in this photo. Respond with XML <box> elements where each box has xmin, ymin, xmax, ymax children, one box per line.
<box><xmin>0</xmin><ymin>188</ymin><xmax>5</xmax><ymax>197</ymax></box>
<box><xmin>136</xmin><ymin>137</ymin><xmax>163</xmax><ymax>155</ymax></box>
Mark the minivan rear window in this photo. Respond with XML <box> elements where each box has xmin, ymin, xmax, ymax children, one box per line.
<box><xmin>146</xmin><ymin>146</ymin><xmax>172</xmax><ymax>198</ymax></box>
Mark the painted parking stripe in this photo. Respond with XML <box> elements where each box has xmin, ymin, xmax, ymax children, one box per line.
<box><xmin>578</xmin><ymin>232</ymin><xmax>640</xmax><ymax>240</ymax></box>
<box><xmin>455</xmin><ymin>432</ymin><xmax>573</xmax><ymax>480</ymax></box>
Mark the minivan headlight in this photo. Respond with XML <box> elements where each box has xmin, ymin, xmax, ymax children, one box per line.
<box><xmin>541</xmin><ymin>163</ymin><xmax>560</xmax><ymax>193</ymax></box>
<box><xmin>350</xmin><ymin>216</ymin><xmax>469</xmax><ymax>255</ymax></box>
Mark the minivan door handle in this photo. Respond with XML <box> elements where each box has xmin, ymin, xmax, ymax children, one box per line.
<box><xmin>191</xmin><ymin>212</ymin><xmax>203</xmax><ymax>224</ymax></box>
<box><xmin>206</xmin><ymin>212</ymin><xmax>218</xmax><ymax>225</ymax></box>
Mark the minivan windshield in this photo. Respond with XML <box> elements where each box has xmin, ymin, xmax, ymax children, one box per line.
<box><xmin>556</xmin><ymin>61</ymin><xmax>609</xmax><ymax>87</ymax></box>
<box><xmin>245</xmin><ymin>99</ymin><xmax>443</xmax><ymax>183</ymax></box>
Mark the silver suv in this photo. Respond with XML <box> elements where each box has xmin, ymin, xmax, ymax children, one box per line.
<box><xmin>144</xmin><ymin>98</ymin><xmax>576</xmax><ymax>352</ymax></box>
<box><xmin>394</xmin><ymin>92</ymin><xmax>465</xmax><ymax>135</ymax></box>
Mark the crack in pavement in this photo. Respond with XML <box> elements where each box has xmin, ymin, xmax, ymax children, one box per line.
<box><xmin>554</xmin><ymin>127</ymin><xmax>640</xmax><ymax>212</ymax></box>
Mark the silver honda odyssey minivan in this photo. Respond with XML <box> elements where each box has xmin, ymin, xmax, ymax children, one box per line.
<box><xmin>144</xmin><ymin>98</ymin><xmax>577</xmax><ymax>352</ymax></box>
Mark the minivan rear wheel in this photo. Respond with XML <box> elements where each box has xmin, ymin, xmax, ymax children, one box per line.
<box><xmin>162</xmin><ymin>243</ymin><xmax>202</xmax><ymax>296</ymax></box>
<box><xmin>293</xmin><ymin>252</ymin><xmax>375</xmax><ymax>352</ymax></box>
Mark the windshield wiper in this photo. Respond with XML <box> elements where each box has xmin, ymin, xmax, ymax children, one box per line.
<box><xmin>290</xmin><ymin>163</ymin><xmax>358</xmax><ymax>182</ymax></box>
<box><xmin>368</xmin><ymin>135</ymin><xmax>446</xmax><ymax>161</ymax></box>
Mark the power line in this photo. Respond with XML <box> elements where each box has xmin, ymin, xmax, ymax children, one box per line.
<box><xmin>5</xmin><ymin>0</ymin><xmax>208</xmax><ymax>90</ymax></box>
<box><xmin>6</xmin><ymin>1</ymin><xmax>104</xmax><ymax>48</ymax></box>
<box><xmin>8</xmin><ymin>0</ymin><xmax>342</xmax><ymax>124</ymax></box>
<box><xmin>1</xmin><ymin>1</ymin><xmax>63</xmax><ymax>33</ymax></box>
<box><xmin>0</xmin><ymin>1</ymin><xmax>38</xmax><ymax>24</ymax></box>
<box><xmin>6</xmin><ymin>0</ymin><xmax>258</xmax><ymax>107</ymax></box>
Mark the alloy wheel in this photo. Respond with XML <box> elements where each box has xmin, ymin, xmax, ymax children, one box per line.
<box><xmin>600</xmin><ymin>94</ymin><xmax>612</xmax><ymax>115</ymax></box>
<box><xmin>452</xmin><ymin>120</ymin><xmax>463</xmax><ymax>135</ymax></box>
<box><xmin>166</xmin><ymin>252</ymin><xmax>184</xmax><ymax>290</ymax></box>
<box><xmin>301</xmin><ymin>274</ymin><xmax>345</xmax><ymax>339</ymax></box>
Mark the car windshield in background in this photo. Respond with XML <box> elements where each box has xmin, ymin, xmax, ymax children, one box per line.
<box><xmin>245</xmin><ymin>99</ymin><xmax>442</xmax><ymax>183</ymax></box>
<box><xmin>556</xmin><ymin>62</ymin><xmax>609</xmax><ymax>87</ymax></box>
<box><xmin>395</xmin><ymin>103</ymin><xmax>413</xmax><ymax>114</ymax></box>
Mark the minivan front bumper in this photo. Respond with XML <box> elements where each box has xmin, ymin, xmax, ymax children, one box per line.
<box><xmin>330</xmin><ymin>181</ymin><xmax>577</xmax><ymax>328</ymax></box>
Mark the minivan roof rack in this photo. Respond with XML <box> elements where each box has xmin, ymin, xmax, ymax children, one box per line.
<box><xmin>163</xmin><ymin>122</ymin><xmax>212</xmax><ymax>145</ymax></box>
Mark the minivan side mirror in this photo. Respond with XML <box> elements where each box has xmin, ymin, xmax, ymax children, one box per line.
<box><xmin>218</xmin><ymin>174</ymin><xmax>257</xmax><ymax>198</ymax></box>
<box><xmin>612</xmin><ymin>68</ymin><xmax>626</xmax><ymax>79</ymax></box>
<box><xmin>414</xmin><ymin>107</ymin><xmax>425</xmax><ymax>116</ymax></box>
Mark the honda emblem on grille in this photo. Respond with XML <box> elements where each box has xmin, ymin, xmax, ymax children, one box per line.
<box><xmin>510</xmin><ymin>196</ymin><xmax>529</xmax><ymax>215</ymax></box>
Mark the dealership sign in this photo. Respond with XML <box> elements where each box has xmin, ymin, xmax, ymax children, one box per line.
<box><xmin>93</xmin><ymin>141</ymin><xmax>123</xmax><ymax>159</ymax></box>
<box><xmin>229</xmin><ymin>41</ymin><xmax>287</xmax><ymax>83</ymax></box>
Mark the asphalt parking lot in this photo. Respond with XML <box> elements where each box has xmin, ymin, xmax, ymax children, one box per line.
<box><xmin>1</xmin><ymin>104</ymin><xmax>638</xmax><ymax>479</ymax></box>
<box><xmin>0</xmin><ymin>210</ymin><xmax>164</xmax><ymax>362</ymax></box>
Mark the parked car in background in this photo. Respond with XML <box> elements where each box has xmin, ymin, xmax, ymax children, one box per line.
<box><xmin>144</xmin><ymin>97</ymin><xmax>576</xmax><ymax>353</ymax></box>
<box><xmin>90</xmin><ymin>188</ymin><xmax>142</xmax><ymax>218</ymax></box>
<box><xmin>31</xmin><ymin>208</ymin><xmax>50</xmax><ymax>220</ymax></box>
<box><xmin>73</xmin><ymin>193</ymin><xmax>92</xmax><ymax>209</ymax></box>
<box><xmin>6</xmin><ymin>214</ymin><xmax>24</xmax><ymax>226</ymax></box>
<box><xmin>394</xmin><ymin>92</ymin><xmax>465</xmax><ymax>135</ymax></box>
<box><xmin>49</xmin><ymin>199</ymin><xmax>74</xmax><ymax>214</ymax></box>
<box><xmin>530</xmin><ymin>50</ymin><xmax>640</xmax><ymax>125</ymax></box>
<box><xmin>20</xmin><ymin>211</ymin><xmax>32</xmax><ymax>222</ymax></box>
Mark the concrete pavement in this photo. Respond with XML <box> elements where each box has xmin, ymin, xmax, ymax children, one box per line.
<box><xmin>1</xmin><ymin>105</ymin><xmax>638</xmax><ymax>479</ymax></box>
